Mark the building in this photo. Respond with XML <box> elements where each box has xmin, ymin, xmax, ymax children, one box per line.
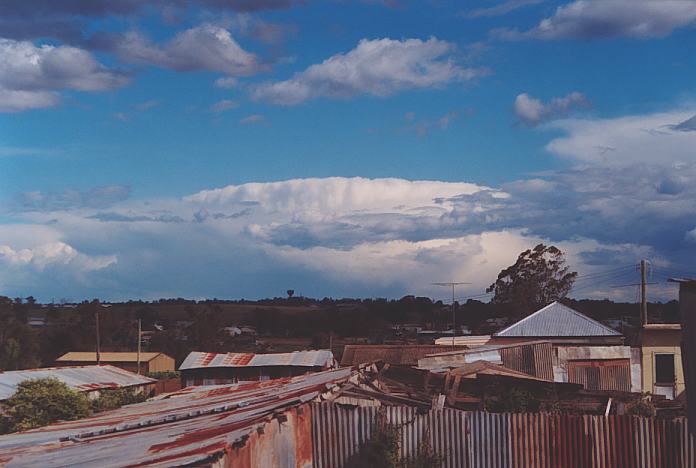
<box><xmin>0</xmin><ymin>365</ymin><xmax>156</xmax><ymax>401</ymax></box>
<box><xmin>56</xmin><ymin>352</ymin><xmax>175</xmax><ymax>374</ymax></box>
<box><xmin>641</xmin><ymin>323</ymin><xmax>685</xmax><ymax>400</ymax></box>
<box><xmin>0</xmin><ymin>365</ymin><xmax>692</xmax><ymax>467</ymax></box>
<box><xmin>179</xmin><ymin>350</ymin><xmax>336</xmax><ymax>386</ymax></box>
<box><xmin>489</xmin><ymin>302</ymin><xmax>640</xmax><ymax>392</ymax></box>
<box><xmin>340</xmin><ymin>344</ymin><xmax>469</xmax><ymax>367</ymax></box>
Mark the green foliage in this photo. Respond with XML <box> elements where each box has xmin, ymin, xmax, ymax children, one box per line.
<box><xmin>348</xmin><ymin>419</ymin><xmax>441</xmax><ymax>468</ymax></box>
<box><xmin>402</xmin><ymin>437</ymin><xmax>441</xmax><ymax>468</ymax></box>
<box><xmin>146</xmin><ymin>370</ymin><xmax>180</xmax><ymax>379</ymax></box>
<box><xmin>91</xmin><ymin>388</ymin><xmax>147</xmax><ymax>413</ymax></box>
<box><xmin>484</xmin><ymin>385</ymin><xmax>561</xmax><ymax>413</ymax></box>
<box><xmin>0</xmin><ymin>378</ymin><xmax>91</xmax><ymax>433</ymax></box>
<box><xmin>487</xmin><ymin>244</ymin><xmax>578</xmax><ymax>318</ymax></box>
<box><xmin>353</xmin><ymin>419</ymin><xmax>401</xmax><ymax>468</ymax></box>
<box><xmin>624</xmin><ymin>392</ymin><xmax>656</xmax><ymax>417</ymax></box>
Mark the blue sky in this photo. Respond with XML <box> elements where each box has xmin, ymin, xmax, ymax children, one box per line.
<box><xmin>2</xmin><ymin>0</ymin><xmax>696</xmax><ymax>302</ymax></box>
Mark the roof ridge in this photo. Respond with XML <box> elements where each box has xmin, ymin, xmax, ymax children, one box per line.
<box><xmin>494</xmin><ymin>301</ymin><xmax>621</xmax><ymax>337</ymax></box>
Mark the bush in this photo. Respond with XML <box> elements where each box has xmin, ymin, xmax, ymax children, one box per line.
<box><xmin>146</xmin><ymin>371</ymin><xmax>180</xmax><ymax>380</ymax></box>
<box><xmin>624</xmin><ymin>392</ymin><xmax>656</xmax><ymax>417</ymax></box>
<box><xmin>0</xmin><ymin>378</ymin><xmax>91</xmax><ymax>433</ymax></box>
<box><xmin>91</xmin><ymin>388</ymin><xmax>148</xmax><ymax>413</ymax></box>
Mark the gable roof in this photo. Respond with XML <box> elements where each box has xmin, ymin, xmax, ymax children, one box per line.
<box><xmin>493</xmin><ymin>301</ymin><xmax>621</xmax><ymax>337</ymax></box>
<box><xmin>56</xmin><ymin>352</ymin><xmax>169</xmax><ymax>363</ymax></box>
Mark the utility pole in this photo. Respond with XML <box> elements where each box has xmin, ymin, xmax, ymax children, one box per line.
<box><xmin>641</xmin><ymin>259</ymin><xmax>648</xmax><ymax>327</ymax></box>
<box><xmin>137</xmin><ymin>318</ymin><xmax>142</xmax><ymax>375</ymax></box>
<box><xmin>95</xmin><ymin>310</ymin><xmax>101</xmax><ymax>365</ymax></box>
<box><xmin>432</xmin><ymin>281</ymin><xmax>470</xmax><ymax>347</ymax></box>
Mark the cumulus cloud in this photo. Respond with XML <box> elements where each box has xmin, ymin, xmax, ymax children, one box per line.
<box><xmin>252</xmin><ymin>37</ymin><xmax>488</xmax><ymax>105</ymax></box>
<box><xmin>0</xmin><ymin>242</ymin><xmax>115</xmax><ymax>272</ymax></box>
<box><xmin>101</xmin><ymin>24</ymin><xmax>264</xmax><ymax>76</ymax></box>
<box><xmin>514</xmin><ymin>91</ymin><xmax>588</xmax><ymax>125</ymax></box>
<box><xmin>545</xmin><ymin>109</ymin><xmax>696</xmax><ymax>164</ymax></box>
<box><xmin>6</xmin><ymin>166</ymin><xmax>695</xmax><ymax>301</ymax></box>
<box><xmin>494</xmin><ymin>0</ymin><xmax>696</xmax><ymax>40</ymax></box>
<box><xmin>0</xmin><ymin>39</ymin><xmax>128</xmax><ymax>112</ymax></box>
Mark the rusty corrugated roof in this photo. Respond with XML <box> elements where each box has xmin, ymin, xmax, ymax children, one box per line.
<box><xmin>0</xmin><ymin>367</ymin><xmax>356</xmax><ymax>467</ymax></box>
<box><xmin>0</xmin><ymin>365</ymin><xmax>155</xmax><ymax>400</ymax></box>
<box><xmin>178</xmin><ymin>350</ymin><xmax>335</xmax><ymax>370</ymax></box>
<box><xmin>56</xmin><ymin>352</ymin><xmax>170</xmax><ymax>363</ymax></box>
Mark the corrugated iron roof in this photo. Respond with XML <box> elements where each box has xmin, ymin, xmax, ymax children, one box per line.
<box><xmin>179</xmin><ymin>350</ymin><xmax>335</xmax><ymax>370</ymax></box>
<box><xmin>0</xmin><ymin>367</ymin><xmax>357</xmax><ymax>467</ymax></box>
<box><xmin>494</xmin><ymin>301</ymin><xmax>622</xmax><ymax>337</ymax></box>
<box><xmin>0</xmin><ymin>365</ymin><xmax>156</xmax><ymax>400</ymax></box>
<box><xmin>434</xmin><ymin>335</ymin><xmax>492</xmax><ymax>346</ymax></box>
<box><xmin>340</xmin><ymin>345</ymin><xmax>470</xmax><ymax>366</ymax></box>
<box><xmin>56</xmin><ymin>352</ymin><xmax>169</xmax><ymax>363</ymax></box>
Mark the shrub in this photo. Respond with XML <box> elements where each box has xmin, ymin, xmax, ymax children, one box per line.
<box><xmin>1</xmin><ymin>378</ymin><xmax>91</xmax><ymax>433</ymax></box>
<box><xmin>91</xmin><ymin>388</ymin><xmax>147</xmax><ymax>412</ymax></box>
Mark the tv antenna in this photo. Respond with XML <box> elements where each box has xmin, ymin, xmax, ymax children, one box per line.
<box><xmin>432</xmin><ymin>281</ymin><xmax>470</xmax><ymax>347</ymax></box>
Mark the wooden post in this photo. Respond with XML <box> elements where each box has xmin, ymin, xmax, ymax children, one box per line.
<box><xmin>137</xmin><ymin>318</ymin><xmax>142</xmax><ymax>375</ymax></box>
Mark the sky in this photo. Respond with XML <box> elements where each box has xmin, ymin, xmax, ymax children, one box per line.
<box><xmin>1</xmin><ymin>0</ymin><xmax>696</xmax><ymax>303</ymax></box>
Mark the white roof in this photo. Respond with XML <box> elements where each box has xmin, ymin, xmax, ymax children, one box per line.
<box><xmin>0</xmin><ymin>365</ymin><xmax>155</xmax><ymax>400</ymax></box>
<box><xmin>494</xmin><ymin>301</ymin><xmax>621</xmax><ymax>337</ymax></box>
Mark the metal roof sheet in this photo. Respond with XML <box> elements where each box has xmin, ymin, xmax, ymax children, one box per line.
<box><xmin>0</xmin><ymin>367</ymin><xmax>356</xmax><ymax>467</ymax></box>
<box><xmin>0</xmin><ymin>365</ymin><xmax>156</xmax><ymax>400</ymax></box>
<box><xmin>340</xmin><ymin>345</ymin><xmax>470</xmax><ymax>366</ymax></box>
<box><xmin>179</xmin><ymin>349</ymin><xmax>335</xmax><ymax>370</ymax></box>
<box><xmin>56</xmin><ymin>352</ymin><xmax>168</xmax><ymax>363</ymax></box>
<box><xmin>493</xmin><ymin>301</ymin><xmax>622</xmax><ymax>337</ymax></box>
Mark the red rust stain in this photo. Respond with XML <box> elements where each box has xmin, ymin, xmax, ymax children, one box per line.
<box><xmin>127</xmin><ymin>440</ymin><xmax>230</xmax><ymax>467</ymax></box>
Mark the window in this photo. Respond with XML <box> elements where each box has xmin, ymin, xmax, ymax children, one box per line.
<box><xmin>655</xmin><ymin>353</ymin><xmax>675</xmax><ymax>384</ymax></box>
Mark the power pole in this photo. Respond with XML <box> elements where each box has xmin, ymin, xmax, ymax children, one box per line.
<box><xmin>137</xmin><ymin>318</ymin><xmax>142</xmax><ymax>375</ymax></box>
<box><xmin>95</xmin><ymin>310</ymin><xmax>101</xmax><ymax>365</ymax></box>
<box><xmin>432</xmin><ymin>281</ymin><xmax>470</xmax><ymax>347</ymax></box>
<box><xmin>641</xmin><ymin>259</ymin><xmax>648</xmax><ymax>327</ymax></box>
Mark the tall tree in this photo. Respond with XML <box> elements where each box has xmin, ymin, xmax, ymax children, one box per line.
<box><xmin>486</xmin><ymin>244</ymin><xmax>577</xmax><ymax>318</ymax></box>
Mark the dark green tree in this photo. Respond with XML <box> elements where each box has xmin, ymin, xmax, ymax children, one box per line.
<box><xmin>486</xmin><ymin>244</ymin><xmax>577</xmax><ymax>318</ymax></box>
<box><xmin>1</xmin><ymin>378</ymin><xmax>91</xmax><ymax>433</ymax></box>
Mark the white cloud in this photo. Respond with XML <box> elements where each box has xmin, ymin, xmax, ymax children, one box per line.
<box><xmin>0</xmin><ymin>242</ymin><xmax>116</xmax><ymax>272</ymax></box>
<box><xmin>240</xmin><ymin>114</ymin><xmax>264</xmax><ymax>124</ymax></box>
<box><xmin>514</xmin><ymin>91</ymin><xmax>588</xmax><ymax>125</ymax></box>
<box><xmin>252</xmin><ymin>37</ymin><xmax>488</xmax><ymax>105</ymax></box>
<box><xmin>545</xmin><ymin>109</ymin><xmax>696</xmax><ymax>164</ymax></box>
<box><xmin>210</xmin><ymin>99</ymin><xmax>238</xmax><ymax>112</ymax></box>
<box><xmin>494</xmin><ymin>0</ymin><xmax>696</xmax><ymax>40</ymax></box>
<box><xmin>0</xmin><ymin>39</ymin><xmax>127</xmax><ymax>112</ymax></box>
<box><xmin>110</xmin><ymin>24</ymin><xmax>263</xmax><ymax>76</ymax></box>
<box><xmin>4</xmin><ymin>173</ymin><xmax>690</xmax><ymax>302</ymax></box>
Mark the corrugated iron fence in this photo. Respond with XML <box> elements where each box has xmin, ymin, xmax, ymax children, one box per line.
<box><xmin>311</xmin><ymin>404</ymin><xmax>695</xmax><ymax>468</ymax></box>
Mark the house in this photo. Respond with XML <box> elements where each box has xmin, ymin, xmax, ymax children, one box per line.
<box><xmin>490</xmin><ymin>301</ymin><xmax>640</xmax><ymax>392</ymax></box>
<box><xmin>56</xmin><ymin>352</ymin><xmax>175</xmax><ymax>374</ymax></box>
<box><xmin>340</xmin><ymin>344</ymin><xmax>469</xmax><ymax>367</ymax></box>
<box><xmin>0</xmin><ymin>365</ymin><xmax>156</xmax><ymax>401</ymax></box>
<box><xmin>179</xmin><ymin>350</ymin><xmax>336</xmax><ymax>386</ymax></box>
<box><xmin>640</xmin><ymin>323</ymin><xmax>685</xmax><ymax>400</ymax></box>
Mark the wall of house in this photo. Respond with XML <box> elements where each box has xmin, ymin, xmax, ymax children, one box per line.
<box><xmin>181</xmin><ymin>366</ymin><xmax>323</xmax><ymax>387</ymax></box>
<box><xmin>553</xmin><ymin>345</ymin><xmax>641</xmax><ymax>392</ymax></box>
<box><xmin>149</xmin><ymin>354</ymin><xmax>176</xmax><ymax>373</ymax></box>
<box><xmin>641</xmin><ymin>329</ymin><xmax>685</xmax><ymax>398</ymax></box>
